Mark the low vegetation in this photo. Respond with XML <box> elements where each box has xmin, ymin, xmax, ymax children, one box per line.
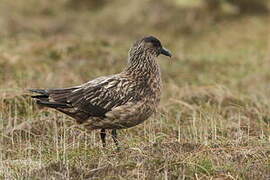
<box><xmin>0</xmin><ymin>0</ymin><xmax>269</xmax><ymax>179</ymax></box>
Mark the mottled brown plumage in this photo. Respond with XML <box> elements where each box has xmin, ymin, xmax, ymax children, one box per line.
<box><xmin>29</xmin><ymin>36</ymin><xmax>172</xmax><ymax>148</ymax></box>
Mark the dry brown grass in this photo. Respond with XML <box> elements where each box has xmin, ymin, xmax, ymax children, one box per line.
<box><xmin>1</xmin><ymin>0</ymin><xmax>270</xmax><ymax>179</ymax></box>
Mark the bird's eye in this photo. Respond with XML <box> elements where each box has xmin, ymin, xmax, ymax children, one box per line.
<box><xmin>153</xmin><ymin>42</ymin><xmax>159</xmax><ymax>47</ymax></box>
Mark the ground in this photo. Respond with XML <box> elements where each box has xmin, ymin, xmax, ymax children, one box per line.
<box><xmin>0</xmin><ymin>0</ymin><xmax>270</xmax><ymax>179</ymax></box>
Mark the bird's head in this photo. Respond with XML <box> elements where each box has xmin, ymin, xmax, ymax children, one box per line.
<box><xmin>129</xmin><ymin>36</ymin><xmax>172</xmax><ymax>60</ymax></box>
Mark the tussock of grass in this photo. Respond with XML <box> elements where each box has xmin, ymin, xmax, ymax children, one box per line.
<box><xmin>1</xmin><ymin>0</ymin><xmax>270</xmax><ymax>179</ymax></box>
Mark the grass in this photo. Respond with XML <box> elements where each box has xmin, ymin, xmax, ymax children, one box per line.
<box><xmin>1</xmin><ymin>0</ymin><xmax>270</xmax><ymax>179</ymax></box>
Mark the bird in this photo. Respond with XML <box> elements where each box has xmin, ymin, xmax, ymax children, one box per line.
<box><xmin>29</xmin><ymin>36</ymin><xmax>172</xmax><ymax>148</ymax></box>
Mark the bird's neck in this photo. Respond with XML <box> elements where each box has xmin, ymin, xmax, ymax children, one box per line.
<box><xmin>124</xmin><ymin>53</ymin><xmax>160</xmax><ymax>79</ymax></box>
<box><xmin>124</xmin><ymin>52</ymin><xmax>162</xmax><ymax>105</ymax></box>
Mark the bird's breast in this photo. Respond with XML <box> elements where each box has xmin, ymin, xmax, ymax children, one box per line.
<box><xmin>136</xmin><ymin>73</ymin><xmax>162</xmax><ymax>106</ymax></box>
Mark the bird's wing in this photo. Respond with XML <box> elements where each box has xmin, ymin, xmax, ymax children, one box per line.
<box><xmin>30</xmin><ymin>75</ymin><xmax>138</xmax><ymax>122</ymax></box>
<box><xmin>66</xmin><ymin>75</ymin><xmax>137</xmax><ymax>119</ymax></box>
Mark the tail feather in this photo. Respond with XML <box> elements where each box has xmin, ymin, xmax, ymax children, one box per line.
<box><xmin>28</xmin><ymin>89</ymin><xmax>48</xmax><ymax>95</ymax></box>
<box><xmin>29</xmin><ymin>89</ymin><xmax>49</xmax><ymax>102</ymax></box>
<box><xmin>31</xmin><ymin>94</ymin><xmax>48</xmax><ymax>99</ymax></box>
<box><xmin>29</xmin><ymin>88</ymin><xmax>76</xmax><ymax>109</ymax></box>
<box><xmin>29</xmin><ymin>87</ymin><xmax>93</xmax><ymax>122</ymax></box>
<box><xmin>36</xmin><ymin>100</ymin><xmax>72</xmax><ymax>108</ymax></box>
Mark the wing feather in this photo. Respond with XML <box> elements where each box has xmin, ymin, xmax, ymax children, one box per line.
<box><xmin>30</xmin><ymin>75</ymin><xmax>139</xmax><ymax>123</ymax></box>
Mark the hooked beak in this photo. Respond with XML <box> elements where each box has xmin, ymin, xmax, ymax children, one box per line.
<box><xmin>160</xmin><ymin>47</ymin><xmax>172</xmax><ymax>57</ymax></box>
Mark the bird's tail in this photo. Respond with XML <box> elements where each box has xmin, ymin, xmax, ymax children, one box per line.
<box><xmin>29</xmin><ymin>89</ymin><xmax>49</xmax><ymax>100</ymax></box>
<box><xmin>29</xmin><ymin>88</ymin><xmax>72</xmax><ymax>109</ymax></box>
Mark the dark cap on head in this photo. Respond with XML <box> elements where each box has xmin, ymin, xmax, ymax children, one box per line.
<box><xmin>141</xmin><ymin>36</ymin><xmax>172</xmax><ymax>57</ymax></box>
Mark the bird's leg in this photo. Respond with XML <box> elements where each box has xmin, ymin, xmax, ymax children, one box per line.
<box><xmin>100</xmin><ymin>129</ymin><xmax>106</xmax><ymax>147</ymax></box>
<box><xmin>111</xmin><ymin>129</ymin><xmax>119</xmax><ymax>149</ymax></box>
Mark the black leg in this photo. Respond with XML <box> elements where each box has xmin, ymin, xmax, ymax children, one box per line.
<box><xmin>100</xmin><ymin>129</ymin><xmax>106</xmax><ymax>147</ymax></box>
<box><xmin>111</xmin><ymin>129</ymin><xmax>119</xmax><ymax>150</ymax></box>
